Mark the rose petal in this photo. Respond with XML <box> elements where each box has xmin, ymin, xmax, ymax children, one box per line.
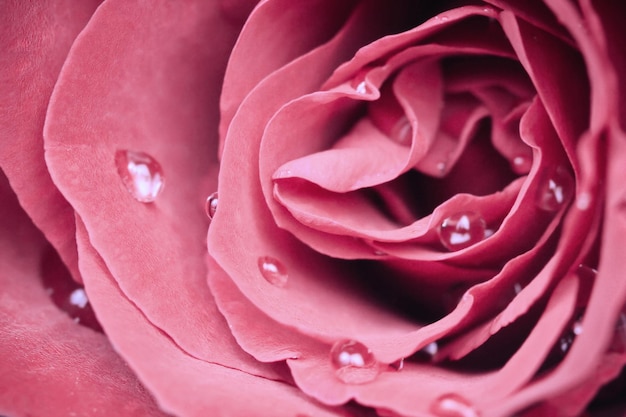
<box><xmin>0</xmin><ymin>0</ymin><xmax>101</xmax><ymax>282</ymax></box>
<box><xmin>585</xmin><ymin>0</ymin><xmax>626</xmax><ymax>130</ymax></box>
<box><xmin>0</xmin><ymin>172</ymin><xmax>166</xmax><ymax>417</ymax></box>
<box><xmin>219</xmin><ymin>0</ymin><xmax>363</xmax><ymax>151</ymax></box>
<box><xmin>76</xmin><ymin>223</ymin><xmax>347</xmax><ymax>417</ymax></box>
<box><xmin>500</xmin><ymin>10</ymin><xmax>589</xmax><ymax>171</ymax></box>
<box><xmin>43</xmin><ymin>0</ymin><xmax>247</xmax><ymax>368</ymax></box>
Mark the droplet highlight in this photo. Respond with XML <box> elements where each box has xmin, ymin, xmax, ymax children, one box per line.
<box><xmin>439</xmin><ymin>212</ymin><xmax>486</xmax><ymax>251</ymax></box>
<box><xmin>576</xmin><ymin>192</ymin><xmax>592</xmax><ymax>210</ymax></box>
<box><xmin>535</xmin><ymin>167</ymin><xmax>574</xmax><ymax>211</ymax></box>
<box><xmin>69</xmin><ymin>288</ymin><xmax>89</xmax><ymax>309</ymax></box>
<box><xmin>330</xmin><ymin>339</ymin><xmax>380</xmax><ymax>384</ymax></box>
<box><xmin>390</xmin><ymin>116</ymin><xmax>412</xmax><ymax>146</ymax></box>
<box><xmin>257</xmin><ymin>256</ymin><xmax>288</xmax><ymax>287</ymax></box>
<box><xmin>205</xmin><ymin>192</ymin><xmax>218</xmax><ymax>219</ymax></box>
<box><xmin>512</xmin><ymin>155</ymin><xmax>532</xmax><ymax>174</ymax></box>
<box><xmin>350</xmin><ymin>69</ymin><xmax>374</xmax><ymax>96</ymax></box>
<box><xmin>431</xmin><ymin>393</ymin><xmax>480</xmax><ymax>417</ymax></box>
<box><xmin>390</xmin><ymin>358</ymin><xmax>405</xmax><ymax>371</ymax></box>
<box><xmin>41</xmin><ymin>248</ymin><xmax>103</xmax><ymax>332</ymax></box>
<box><xmin>115</xmin><ymin>150</ymin><xmax>164</xmax><ymax>203</ymax></box>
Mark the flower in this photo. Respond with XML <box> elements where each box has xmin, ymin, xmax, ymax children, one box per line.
<box><xmin>1</xmin><ymin>1</ymin><xmax>625</xmax><ymax>417</ymax></box>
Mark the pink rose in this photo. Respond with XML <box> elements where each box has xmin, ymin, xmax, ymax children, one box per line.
<box><xmin>1</xmin><ymin>1</ymin><xmax>625</xmax><ymax>417</ymax></box>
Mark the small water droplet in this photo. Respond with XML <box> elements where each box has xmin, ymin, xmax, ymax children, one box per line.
<box><xmin>390</xmin><ymin>358</ymin><xmax>404</xmax><ymax>371</ymax></box>
<box><xmin>69</xmin><ymin>288</ymin><xmax>89</xmax><ymax>309</ymax></box>
<box><xmin>535</xmin><ymin>167</ymin><xmax>574</xmax><ymax>211</ymax></box>
<box><xmin>576</xmin><ymin>264</ymin><xmax>598</xmax><ymax>282</ymax></box>
<box><xmin>558</xmin><ymin>331</ymin><xmax>575</xmax><ymax>354</ymax></box>
<box><xmin>330</xmin><ymin>339</ymin><xmax>380</xmax><ymax>384</ymax></box>
<box><xmin>439</xmin><ymin>212</ymin><xmax>486</xmax><ymax>251</ymax></box>
<box><xmin>115</xmin><ymin>150</ymin><xmax>164</xmax><ymax>203</ymax></box>
<box><xmin>423</xmin><ymin>341</ymin><xmax>439</xmax><ymax>357</ymax></box>
<box><xmin>257</xmin><ymin>256</ymin><xmax>288</xmax><ymax>287</ymax></box>
<box><xmin>390</xmin><ymin>116</ymin><xmax>412</xmax><ymax>146</ymax></box>
<box><xmin>513</xmin><ymin>283</ymin><xmax>523</xmax><ymax>295</ymax></box>
<box><xmin>576</xmin><ymin>192</ymin><xmax>592</xmax><ymax>210</ymax></box>
<box><xmin>205</xmin><ymin>192</ymin><xmax>218</xmax><ymax>219</ymax></box>
<box><xmin>355</xmin><ymin>81</ymin><xmax>369</xmax><ymax>94</ymax></box>
<box><xmin>437</xmin><ymin>161</ymin><xmax>447</xmax><ymax>175</ymax></box>
<box><xmin>431</xmin><ymin>393</ymin><xmax>480</xmax><ymax>417</ymax></box>
<box><xmin>350</xmin><ymin>69</ymin><xmax>375</xmax><ymax>96</ymax></box>
<box><xmin>439</xmin><ymin>15</ymin><xmax>450</xmax><ymax>22</ymax></box>
<box><xmin>512</xmin><ymin>155</ymin><xmax>532</xmax><ymax>174</ymax></box>
<box><xmin>41</xmin><ymin>248</ymin><xmax>103</xmax><ymax>332</ymax></box>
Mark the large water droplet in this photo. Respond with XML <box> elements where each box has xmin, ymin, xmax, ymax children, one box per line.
<box><xmin>257</xmin><ymin>256</ymin><xmax>288</xmax><ymax>287</ymax></box>
<box><xmin>205</xmin><ymin>192</ymin><xmax>218</xmax><ymax>219</ymax></box>
<box><xmin>330</xmin><ymin>339</ymin><xmax>380</xmax><ymax>384</ymax></box>
<box><xmin>439</xmin><ymin>212</ymin><xmax>486</xmax><ymax>251</ymax></box>
<box><xmin>431</xmin><ymin>393</ymin><xmax>480</xmax><ymax>417</ymax></box>
<box><xmin>115</xmin><ymin>150</ymin><xmax>164</xmax><ymax>203</ymax></box>
<box><xmin>535</xmin><ymin>167</ymin><xmax>574</xmax><ymax>211</ymax></box>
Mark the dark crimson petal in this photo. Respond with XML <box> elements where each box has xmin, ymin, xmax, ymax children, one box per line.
<box><xmin>0</xmin><ymin>172</ymin><xmax>167</xmax><ymax>417</ymax></box>
<box><xmin>587</xmin><ymin>0</ymin><xmax>626</xmax><ymax>130</ymax></box>
<box><xmin>283</xmin><ymin>273</ymin><xmax>580</xmax><ymax>414</ymax></box>
<box><xmin>0</xmin><ymin>0</ymin><xmax>102</xmax><ymax>282</ymax></box>
<box><xmin>500</xmin><ymin>10</ymin><xmax>589</xmax><ymax>172</ymax></box>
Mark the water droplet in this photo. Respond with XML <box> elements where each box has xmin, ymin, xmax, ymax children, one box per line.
<box><xmin>390</xmin><ymin>116</ymin><xmax>412</xmax><ymax>146</ymax></box>
<box><xmin>437</xmin><ymin>162</ymin><xmax>447</xmax><ymax>175</ymax></box>
<box><xmin>115</xmin><ymin>150</ymin><xmax>164</xmax><ymax>203</ymax></box>
<box><xmin>373</xmin><ymin>248</ymin><xmax>387</xmax><ymax>256</ymax></box>
<box><xmin>535</xmin><ymin>167</ymin><xmax>574</xmax><ymax>211</ymax></box>
<box><xmin>69</xmin><ymin>288</ymin><xmax>88</xmax><ymax>309</ymax></box>
<box><xmin>423</xmin><ymin>341</ymin><xmax>439</xmax><ymax>357</ymax></box>
<box><xmin>41</xmin><ymin>248</ymin><xmax>103</xmax><ymax>332</ymax></box>
<box><xmin>431</xmin><ymin>393</ymin><xmax>480</xmax><ymax>417</ymax></box>
<box><xmin>257</xmin><ymin>256</ymin><xmax>288</xmax><ymax>287</ymax></box>
<box><xmin>558</xmin><ymin>331</ymin><xmax>575</xmax><ymax>354</ymax></box>
<box><xmin>355</xmin><ymin>81</ymin><xmax>369</xmax><ymax>94</ymax></box>
<box><xmin>576</xmin><ymin>264</ymin><xmax>598</xmax><ymax>282</ymax></box>
<box><xmin>330</xmin><ymin>339</ymin><xmax>380</xmax><ymax>384</ymax></box>
<box><xmin>438</xmin><ymin>212</ymin><xmax>486</xmax><ymax>251</ymax></box>
<box><xmin>205</xmin><ymin>192</ymin><xmax>218</xmax><ymax>219</ymax></box>
<box><xmin>512</xmin><ymin>155</ymin><xmax>532</xmax><ymax>174</ymax></box>
<box><xmin>513</xmin><ymin>283</ymin><xmax>523</xmax><ymax>295</ymax></box>
<box><xmin>390</xmin><ymin>358</ymin><xmax>405</xmax><ymax>371</ymax></box>
<box><xmin>576</xmin><ymin>192</ymin><xmax>592</xmax><ymax>210</ymax></box>
<box><xmin>439</xmin><ymin>15</ymin><xmax>450</xmax><ymax>22</ymax></box>
<box><xmin>350</xmin><ymin>69</ymin><xmax>374</xmax><ymax>96</ymax></box>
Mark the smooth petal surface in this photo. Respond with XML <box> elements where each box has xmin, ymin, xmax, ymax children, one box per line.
<box><xmin>0</xmin><ymin>0</ymin><xmax>101</xmax><ymax>282</ymax></box>
<box><xmin>75</xmin><ymin>219</ymin><xmax>346</xmax><ymax>417</ymax></box>
<box><xmin>43</xmin><ymin>0</ymin><xmax>268</xmax><ymax>376</ymax></box>
<box><xmin>0</xmin><ymin>172</ymin><xmax>167</xmax><ymax>417</ymax></box>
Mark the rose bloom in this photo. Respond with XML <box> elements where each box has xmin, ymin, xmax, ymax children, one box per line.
<box><xmin>1</xmin><ymin>0</ymin><xmax>626</xmax><ymax>416</ymax></box>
